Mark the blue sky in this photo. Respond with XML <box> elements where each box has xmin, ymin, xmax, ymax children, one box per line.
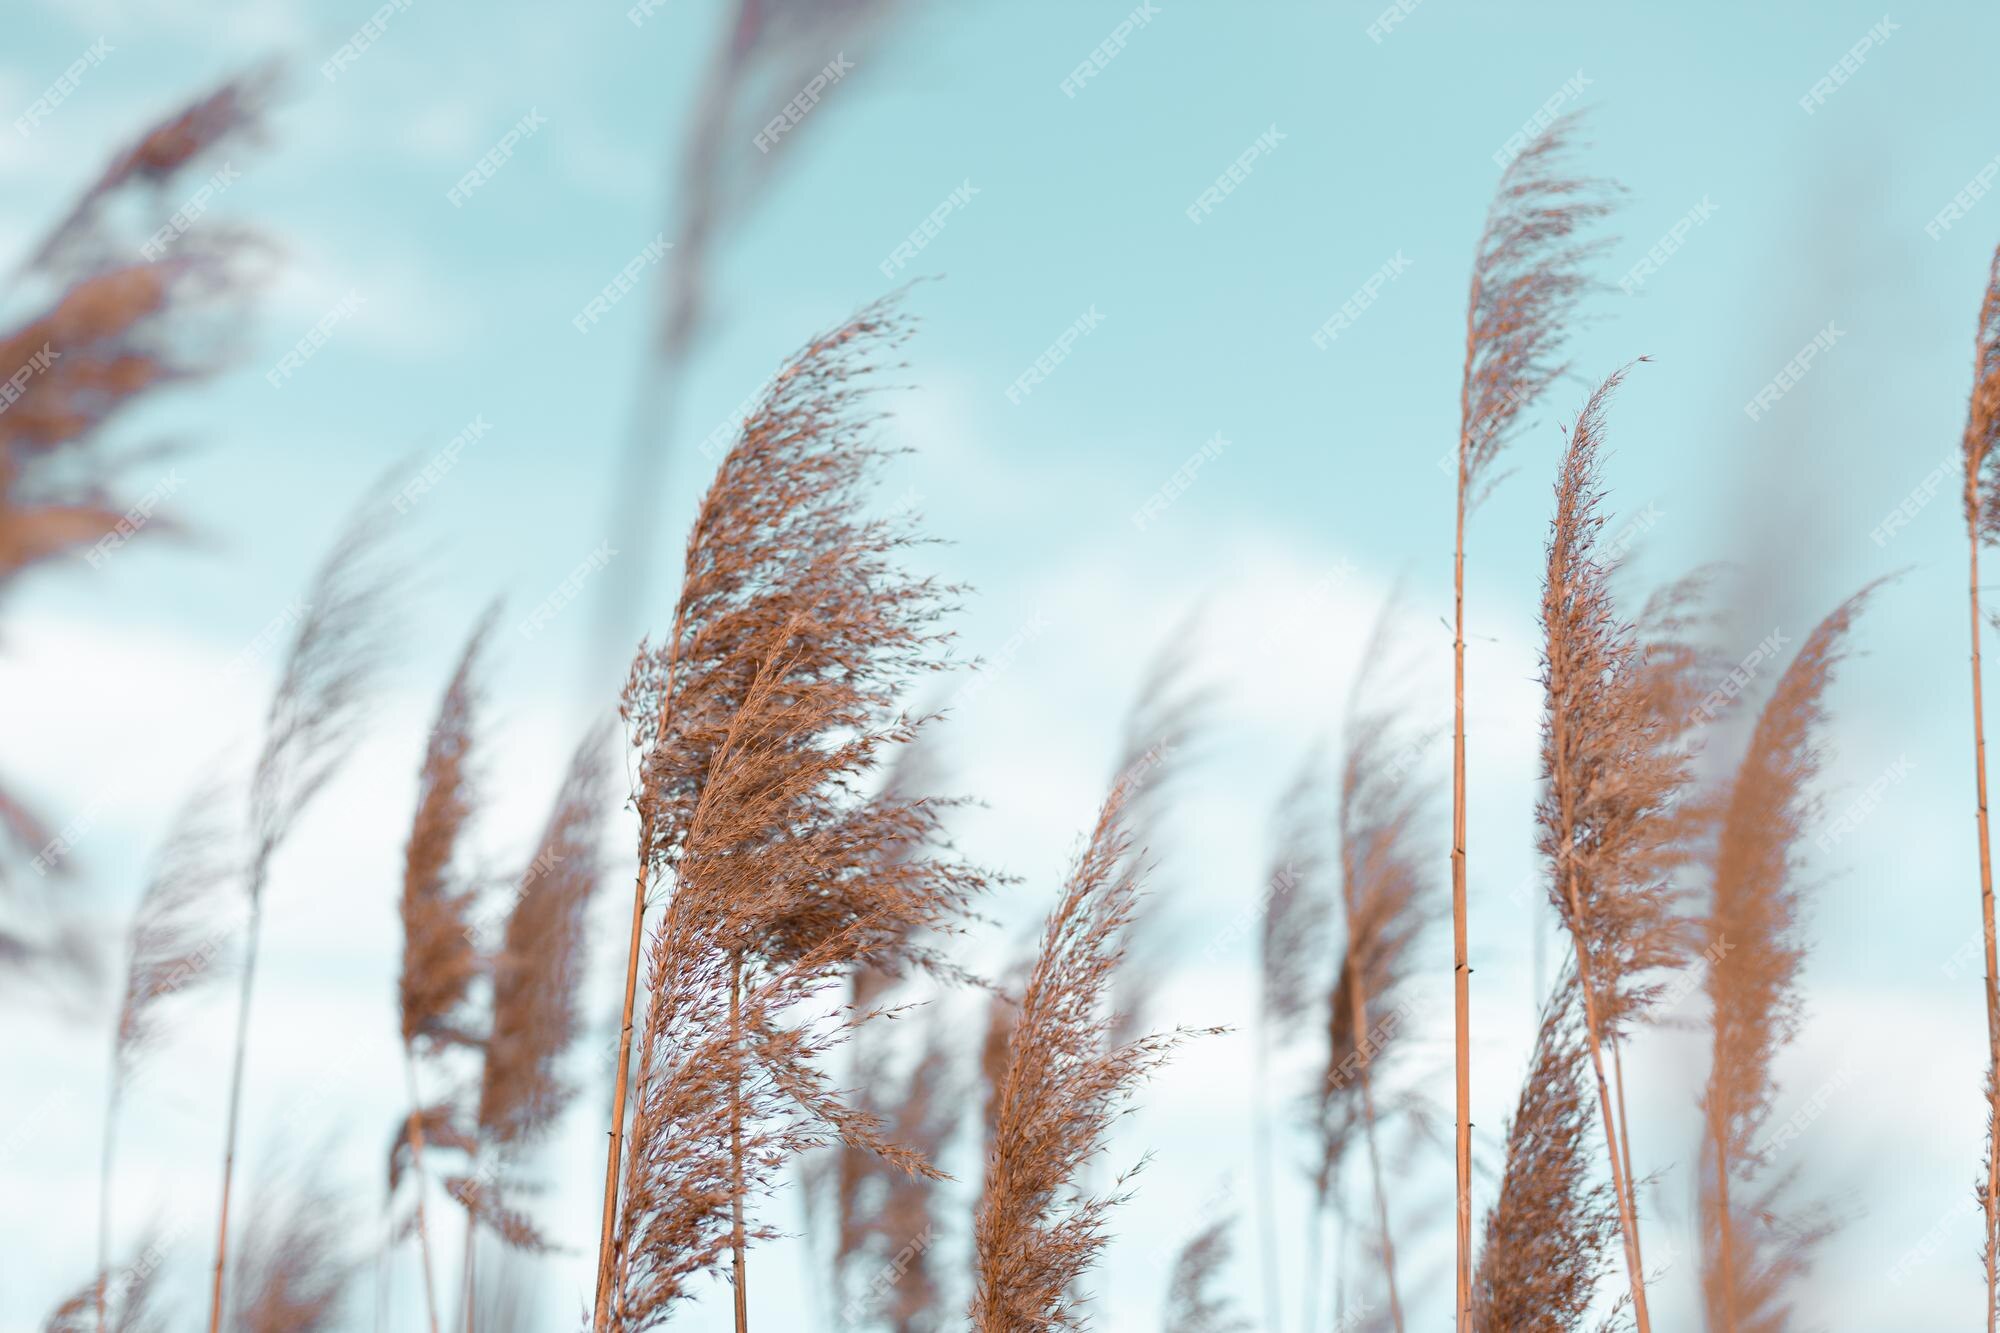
<box><xmin>4</xmin><ymin>0</ymin><xmax>1999</xmax><ymax>1328</ymax></box>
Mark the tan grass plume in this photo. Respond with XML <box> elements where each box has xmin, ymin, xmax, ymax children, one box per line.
<box><xmin>1537</xmin><ymin>365</ymin><xmax>1700</xmax><ymax>1332</ymax></box>
<box><xmin>1450</xmin><ymin>113</ymin><xmax>1619</xmax><ymax>1325</ymax></box>
<box><xmin>600</xmin><ymin>295</ymin><xmax>990</xmax><ymax>1330</ymax></box>
<box><xmin>1700</xmin><ymin>584</ymin><xmax>1880</xmax><ymax>1331</ymax></box>
<box><xmin>207</xmin><ymin>477</ymin><xmax>399</xmax><ymax>1333</ymax></box>
<box><xmin>970</xmin><ymin>782</ymin><xmax>1213</xmax><ymax>1330</ymax></box>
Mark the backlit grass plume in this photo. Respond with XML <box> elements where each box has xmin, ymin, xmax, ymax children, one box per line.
<box><xmin>597</xmin><ymin>296</ymin><xmax>990</xmax><ymax>1330</ymax></box>
<box><xmin>1</xmin><ymin>69</ymin><xmax>267</xmax><ymax>899</ymax></box>
<box><xmin>1472</xmin><ymin>974</ymin><xmax>1619</xmax><ymax>1331</ymax></box>
<box><xmin>1699</xmin><ymin>585</ymin><xmax>1879</xmax><ymax>1332</ymax></box>
<box><xmin>593</xmin><ymin>301</ymin><xmax>923</xmax><ymax>1298</ymax></box>
<box><xmin>207</xmin><ymin>479</ymin><xmax>399</xmax><ymax>1333</ymax></box>
<box><xmin>1164</xmin><ymin>1213</ymin><xmax>1252</xmax><ymax>1333</ymax></box>
<box><xmin>393</xmin><ymin>609</ymin><xmax>495</xmax><ymax>1333</ymax></box>
<box><xmin>1537</xmin><ymin>366</ymin><xmax>1699</xmax><ymax>1332</ymax></box>
<box><xmin>96</xmin><ymin>785</ymin><xmax>234</xmax><ymax>1332</ymax></box>
<box><xmin>452</xmin><ymin>727</ymin><xmax>611</xmax><ymax>1301</ymax></box>
<box><xmin>228</xmin><ymin>1167</ymin><xmax>352</xmax><ymax>1333</ymax></box>
<box><xmin>837</xmin><ymin>1019</ymin><xmax>956</xmax><ymax>1333</ymax></box>
<box><xmin>49</xmin><ymin>1227</ymin><xmax>167</xmax><ymax>1333</ymax></box>
<box><xmin>970</xmin><ymin>783</ymin><xmax>1210</xmax><ymax>1330</ymax></box>
<box><xmin>1449</xmin><ymin>113</ymin><xmax>1619</xmax><ymax>1324</ymax></box>
<box><xmin>1317</xmin><ymin>603</ymin><xmax>1436</xmax><ymax>1333</ymax></box>
<box><xmin>1107</xmin><ymin>612</ymin><xmax>1213</xmax><ymax>1048</ymax></box>
<box><xmin>592</xmin><ymin>0</ymin><xmax>905</xmax><ymax>673</ymax></box>
<box><xmin>834</xmin><ymin>735</ymin><xmax>963</xmax><ymax>1333</ymax></box>
<box><xmin>1257</xmin><ymin>755</ymin><xmax>1333</xmax><ymax>1333</ymax></box>
<box><xmin>1958</xmin><ymin>238</ymin><xmax>2000</xmax><ymax>1329</ymax></box>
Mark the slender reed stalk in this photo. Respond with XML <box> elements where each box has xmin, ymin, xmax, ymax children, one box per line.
<box><xmin>602</xmin><ymin>297</ymin><xmax>990</xmax><ymax>1330</ymax></box>
<box><xmin>592</xmin><ymin>300</ymin><xmax>935</xmax><ymax>1320</ymax></box>
<box><xmin>728</xmin><ymin>957</ymin><xmax>749</xmax><ymax>1332</ymax></box>
<box><xmin>1451</xmin><ymin>114</ymin><xmax>1618</xmax><ymax>1324</ymax></box>
<box><xmin>970</xmin><ymin>783</ymin><xmax>1212</xmax><ymax>1329</ymax></box>
<box><xmin>401</xmin><ymin>1059</ymin><xmax>443</xmax><ymax>1333</ymax></box>
<box><xmin>1537</xmin><ymin>367</ymin><xmax>1702</xmax><ymax>1333</ymax></box>
<box><xmin>1107</xmin><ymin>613</ymin><xmax>1212</xmax><ymax>1049</ymax></box>
<box><xmin>1960</xmin><ymin>240</ymin><xmax>2000</xmax><ymax>1331</ymax></box>
<box><xmin>1250</xmin><ymin>1006</ymin><xmax>1279</xmax><ymax>1333</ymax></box>
<box><xmin>207</xmin><ymin>482</ymin><xmax>397</xmax><ymax>1333</ymax></box>
<box><xmin>1610</xmin><ymin>1041</ymin><xmax>1643</xmax><ymax>1279</ymax></box>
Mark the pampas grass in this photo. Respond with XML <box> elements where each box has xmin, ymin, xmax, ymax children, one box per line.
<box><xmin>1259</xmin><ymin>756</ymin><xmax>1332</xmax><ymax>1333</ymax></box>
<box><xmin>592</xmin><ymin>300</ymin><xmax>909</xmax><ymax>1311</ymax></box>
<box><xmin>0</xmin><ymin>68</ymin><xmax>265</xmax><ymax>907</ymax></box>
<box><xmin>1537</xmin><ymin>366</ymin><xmax>1701</xmax><ymax>1332</ymax></box>
<box><xmin>970</xmin><ymin>782</ymin><xmax>1211</xmax><ymax>1330</ymax></box>
<box><xmin>1322</xmin><ymin>605</ymin><xmax>1436</xmax><ymax>1333</ymax></box>
<box><xmin>96</xmin><ymin>785</ymin><xmax>233</xmax><ymax>1331</ymax></box>
<box><xmin>591</xmin><ymin>0</ymin><xmax>906</xmax><ymax>675</ymax></box>
<box><xmin>1106</xmin><ymin>615</ymin><xmax>1213</xmax><ymax>1049</ymax></box>
<box><xmin>1699</xmin><ymin>585</ymin><xmax>1878</xmax><ymax>1331</ymax></box>
<box><xmin>207</xmin><ymin>478</ymin><xmax>399</xmax><ymax>1333</ymax></box>
<box><xmin>229</xmin><ymin>1166</ymin><xmax>352</xmax><ymax>1333</ymax></box>
<box><xmin>599</xmin><ymin>296</ymin><xmax>990</xmax><ymax>1330</ymax></box>
<box><xmin>833</xmin><ymin>738</ymin><xmax>963</xmax><ymax>1333</ymax></box>
<box><xmin>452</xmin><ymin>726</ymin><xmax>611</xmax><ymax>1312</ymax></box>
<box><xmin>1164</xmin><ymin>1214</ymin><xmax>1252</xmax><ymax>1333</ymax></box>
<box><xmin>1450</xmin><ymin>113</ymin><xmax>1618</xmax><ymax>1324</ymax></box>
<box><xmin>394</xmin><ymin>610</ymin><xmax>494</xmax><ymax>1333</ymax></box>
<box><xmin>49</xmin><ymin>1228</ymin><xmax>167</xmax><ymax>1333</ymax></box>
<box><xmin>836</xmin><ymin>1018</ymin><xmax>956</xmax><ymax>1333</ymax></box>
<box><xmin>1472</xmin><ymin>974</ymin><xmax>1618</xmax><ymax>1331</ymax></box>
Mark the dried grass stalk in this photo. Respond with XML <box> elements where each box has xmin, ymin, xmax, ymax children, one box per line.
<box><xmin>1961</xmin><ymin>239</ymin><xmax>2000</xmax><ymax>1331</ymax></box>
<box><xmin>1472</xmin><ymin>974</ymin><xmax>1619</xmax><ymax>1331</ymax></box>
<box><xmin>1700</xmin><ymin>586</ymin><xmax>1878</xmax><ymax>1331</ymax></box>
<box><xmin>970</xmin><ymin>783</ymin><xmax>1212</xmax><ymax>1330</ymax></box>
<box><xmin>1107</xmin><ymin>612</ymin><xmax>1213</xmax><ymax>1049</ymax></box>
<box><xmin>393</xmin><ymin>608</ymin><xmax>496</xmax><ymax>1333</ymax></box>
<box><xmin>207</xmin><ymin>478</ymin><xmax>398</xmax><ymax>1333</ymax></box>
<box><xmin>834</xmin><ymin>738</ymin><xmax>962</xmax><ymax>1333</ymax></box>
<box><xmin>593</xmin><ymin>0</ymin><xmax>904</xmax><ymax>665</ymax></box>
<box><xmin>1258</xmin><ymin>754</ymin><xmax>1333</xmax><ymax>1333</ymax></box>
<box><xmin>1451</xmin><ymin>111</ymin><xmax>1619</xmax><ymax>1326</ymax></box>
<box><xmin>602</xmin><ymin>297</ymin><xmax>989</xmax><ymax>1330</ymax></box>
<box><xmin>477</xmin><ymin>725</ymin><xmax>610</xmax><ymax>1154</ymax></box>
<box><xmin>1322</xmin><ymin>604</ymin><xmax>1436</xmax><ymax>1333</ymax></box>
<box><xmin>98</xmin><ymin>786</ymin><xmax>234</xmax><ymax>1331</ymax></box>
<box><xmin>49</xmin><ymin>1228</ymin><xmax>167</xmax><ymax>1333</ymax></box>
<box><xmin>594</xmin><ymin>299</ymin><xmax>924</xmax><ymax>1313</ymax></box>
<box><xmin>1</xmin><ymin>69</ymin><xmax>267</xmax><ymax>885</ymax></box>
<box><xmin>1164</xmin><ymin>1213</ymin><xmax>1252</xmax><ymax>1333</ymax></box>
<box><xmin>1537</xmin><ymin>366</ymin><xmax>1699</xmax><ymax>1333</ymax></box>
<box><xmin>228</xmin><ymin>1168</ymin><xmax>352</xmax><ymax>1333</ymax></box>
<box><xmin>838</xmin><ymin>1019</ymin><xmax>956</xmax><ymax>1333</ymax></box>
<box><xmin>452</xmin><ymin>726</ymin><xmax>612</xmax><ymax>1309</ymax></box>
